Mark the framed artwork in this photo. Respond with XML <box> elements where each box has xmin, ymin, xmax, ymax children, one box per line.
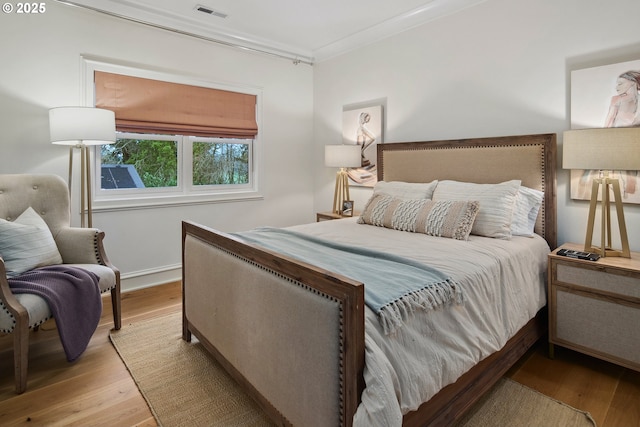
<box><xmin>341</xmin><ymin>200</ymin><xmax>354</xmax><ymax>216</ymax></box>
<box><xmin>342</xmin><ymin>104</ymin><xmax>383</xmax><ymax>187</ymax></box>
<box><xmin>570</xmin><ymin>59</ymin><xmax>640</xmax><ymax>204</ymax></box>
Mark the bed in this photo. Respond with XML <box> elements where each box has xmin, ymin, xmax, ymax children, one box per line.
<box><xmin>181</xmin><ymin>133</ymin><xmax>557</xmax><ymax>426</ymax></box>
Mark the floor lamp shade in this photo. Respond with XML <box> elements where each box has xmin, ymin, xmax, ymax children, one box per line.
<box><xmin>325</xmin><ymin>145</ymin><xmax>361</xmax><ymax>214</ymax></box>
<box><xmin>563</xmin><ymin>128</ymin><xmax>640</xmax><ymax>257</ymax></box>
<box><xmin>49</xmin><ymin>107</ymin><xmax>116</xmax><ymax>228</ymax></box>
<box><xmin>49</xmin><ymin>107</ymin><xmax>116</xmax><ymax>145</ymax></box>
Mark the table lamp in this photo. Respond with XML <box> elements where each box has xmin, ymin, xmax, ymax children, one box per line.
<box><xmin>563</xmin><ymin>127</ymin><xmax>640</xmax><ymax>257</ymax></box>
<box><xmin>50</xmin><ymin>107</ymin><xmax>116</xmax><ymax>228</ymax></box>
<box><xmin>325</xmin><ymin>145</ymin><xmax>361</xmax><ymax>214</ymax></box>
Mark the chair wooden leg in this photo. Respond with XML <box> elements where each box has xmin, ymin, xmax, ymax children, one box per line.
<box><xmin>14</xmin><ymin>318</ymin><xmax>29</xmax><ymax>394</ymax></box>
<box><xmin>111</xmin><ymin>284</ymin><xmax>121</xmax><ymax>330</ymax></box>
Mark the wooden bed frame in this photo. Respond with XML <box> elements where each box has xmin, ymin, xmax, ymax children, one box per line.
<box><xmin>182</xmin><ymin>133</ymin><xmax>557</xmax><ymax>426</ymax></box>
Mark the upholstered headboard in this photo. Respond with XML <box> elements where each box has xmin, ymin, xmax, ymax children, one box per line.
<box><xmin>377</xmin><ymin>133</ymin><xmax>557</xmax><ymax>249</ymax></box>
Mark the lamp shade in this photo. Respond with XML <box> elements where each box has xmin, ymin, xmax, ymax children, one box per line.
<box><xmin>325</xmin><ymin>145</ymin><xmax>361</xmax><ymax>168</ymax></box>
<box><xmin>49</xmin><ymin>107</ymin><xmax>116</xmax><ymax>145</ymax></box>
<box><xmin>563</xmin><ymin>127</ymin><xmax>640</xmax><ymax>171</ymax></box>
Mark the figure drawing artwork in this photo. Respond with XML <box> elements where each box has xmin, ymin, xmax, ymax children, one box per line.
<box><xmin>570</xmin><ymin>59</ymin><xmax>640</xmax><ymax>204</ymax></box>
<box><xmin>342</xmin><ymin>104</ymin><xmax>383</xmax><ymax>187</ymax></box>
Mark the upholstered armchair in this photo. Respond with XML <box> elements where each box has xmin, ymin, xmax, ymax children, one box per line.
<box><xmin>0</xmin><ymin>174</ymin><xmax>121</xmax><ymax>393</ymax></box>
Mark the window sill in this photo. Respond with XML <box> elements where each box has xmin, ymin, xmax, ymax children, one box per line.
<box><xmin>92</xmin><ymin>190</ymin><xmax>264</xmax><ymax>212</ymax></box>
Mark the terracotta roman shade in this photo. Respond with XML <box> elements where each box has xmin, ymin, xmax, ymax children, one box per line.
<box><xmin>94</xmin><ymin>71</ymin><xmax>257</xmax><ymax>138</ymax></box>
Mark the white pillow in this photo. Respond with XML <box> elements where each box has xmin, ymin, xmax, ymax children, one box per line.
<box><xmin>373</xmin><ymin>180</ymin><xmax>438</xmax><ymax>200</ymax></box>
<box><xmin>511</xmin><ymin>186</ymin><xmax>544</xmax><ymax>237</ymax></box>
<box><xmin>0</xmin><ymin>207</ymin><xmax>63</xmax><ymax>277</ymax></box>
<box><xmin>432</xmin><ymin>179</ymin><xmax>521</xmax><ymax>239</ymax></box>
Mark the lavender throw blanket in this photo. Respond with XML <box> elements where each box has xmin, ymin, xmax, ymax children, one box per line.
<box><xmin>8</xmin><ymin>265</ymin><xmax>102</xmax><ymax>362</ymax></box>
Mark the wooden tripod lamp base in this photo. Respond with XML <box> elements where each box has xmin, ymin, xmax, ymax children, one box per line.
<box><xmin>563</xmin><ymin>127</ymin><xmax>640</xmax><ymax>259</ymax></box>
<box><xmin>584</xmin><ymin>174</ymin><xmax>630</xmax><ymax>258</ymax></box>
<box><xmin>333</xmin><ymin>168</ymin><xmax>350</xmax><ymax>214</ymax></box>
<box><xmin>325</xmin><ymin>144</ymin><xmax>360</xmax><ymax>215</ymax></box>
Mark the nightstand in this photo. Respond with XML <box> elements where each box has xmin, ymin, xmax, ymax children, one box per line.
<box><xmin>316</xmin><ymin>211</ymin><xmax>356</xmax><ymax>222</ymax></box>
<box><xmin>548</xmin><ymin>243</ymin><xmax>640</xmax><ymax>372</ymax></box>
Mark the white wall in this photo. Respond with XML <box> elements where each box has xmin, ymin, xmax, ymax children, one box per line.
<box><xmin>313</xmin><ymin>0</ymin><xmax>640</xmax><ymax>251</ymax></box>
<box><xmin>3</xmin><ymin>0</ymin><xmax>640</xmax><ymax>292</ymax></box>
<box><xmin>0</xmin><ymin>2</ymin><xmax>314</xmax><ymax>290</ymax></box>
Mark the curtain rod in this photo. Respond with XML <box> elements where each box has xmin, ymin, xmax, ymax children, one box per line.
<box><xmin>53</xmin><ymin>0</ymin><xmax>314</xmax><ymax>66</ymax></box>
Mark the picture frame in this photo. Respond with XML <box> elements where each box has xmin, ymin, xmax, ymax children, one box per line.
<box><xmin>570</xmin><ymin>59</ymin><xmax>640</xmax><ymax>204</ymax></box>
<box><xmin>342</xmin><ymin>102</ymin><xmax>384</xmax><ymax>188</ymax></box>
<box><xmin>341</xmin><ymin>200</ymin><xmax>354</xmax><ymax>217</ymax></box>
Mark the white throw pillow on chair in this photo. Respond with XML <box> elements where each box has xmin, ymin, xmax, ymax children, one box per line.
<box><xmin>0</xmin><ymin>207</ymin><xmax>63</xmax><ymax>277</ymax></box>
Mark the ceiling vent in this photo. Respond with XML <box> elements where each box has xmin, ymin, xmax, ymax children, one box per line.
<box><xmin>194</xmin><ymin>5</ymin><xmax>228</xmax><ymax>19</ymax></box>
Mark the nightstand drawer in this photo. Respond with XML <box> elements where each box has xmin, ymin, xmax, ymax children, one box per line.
<box><xmin>556</xmin><ymin>263</ymin><xmax>640</xmax><ymax>299</ymax></box>
<box><xmin>548</xmin><ymin>244</ymin><xmax>640</xmax><ymax>372</ymax></box>
<box><xmin>554</xmin><ymin>288</ymin><xmax>640</xmax><ymax>368</ymax></box>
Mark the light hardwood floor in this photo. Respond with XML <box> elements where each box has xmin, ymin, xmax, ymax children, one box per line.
<box><xmin>0</xmin><ymin>281</ymin><xmax>637</xmax><ymax>426</ymax></box>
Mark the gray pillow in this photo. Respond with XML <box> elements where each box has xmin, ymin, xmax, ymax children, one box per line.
<box><xmin>0</xmin><ymin>207</ymin><xmax>63</xmax><ymax>277</ymax></box>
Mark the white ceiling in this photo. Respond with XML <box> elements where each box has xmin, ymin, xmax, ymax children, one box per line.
<box><xmin>58</xmin><ymin>0</ymin><xmax>486</xmax><ymax>63</ymax></box>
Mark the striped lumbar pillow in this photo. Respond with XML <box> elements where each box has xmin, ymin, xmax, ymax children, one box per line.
<box><xmin>358</xmin><ymin>194</ymin><xmax>479</xmax><ymax>240</ymax></box>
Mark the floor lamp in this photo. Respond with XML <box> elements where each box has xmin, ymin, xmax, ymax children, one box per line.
<box><xmin>325</xmin><ymin>145</ymin><xmax>361</xmax><ymax>214</ymax></box>
<box><xmin>563</xmin><ymin>128</ymin><xmax>640</xmax><ymax>258</ymax></box>
<box><xmin>49</xmin><ymin>107</ymin><xmax>116</xmax><ymax>228</ymax></box>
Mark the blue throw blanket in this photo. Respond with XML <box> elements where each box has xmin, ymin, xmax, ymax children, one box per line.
<box><xmin>234</xmin><ymin>227</ymin><xmax>462</xmax><ymax>334</ymax></box>
<box><xmin>8</xmin><ymin>265</ymin><xmax>102</xmax><ymax>362</ymax></box>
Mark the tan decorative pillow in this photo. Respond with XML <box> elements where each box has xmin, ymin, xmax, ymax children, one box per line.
<box><xmin>358</xmin><ymin>194</ymin><xmax>479</xmax><ymax>240</ymax></box>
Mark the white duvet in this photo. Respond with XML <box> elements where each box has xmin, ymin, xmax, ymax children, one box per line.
<box><xmin>287</xmin><ymin>217</ymin><xmax>550</xmax><ymax>427</ymax></box>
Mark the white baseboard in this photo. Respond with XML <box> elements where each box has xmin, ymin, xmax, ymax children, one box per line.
<box><xmin>120</xmin><ymin>264</ymin><xmax>181</xmax><ymax>292</ymax></box>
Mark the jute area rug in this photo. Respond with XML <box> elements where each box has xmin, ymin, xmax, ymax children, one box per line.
<box><xmin>110</xmin><ymin>312</ymin><xmax>597</xmax><ymax>427</ymax></box>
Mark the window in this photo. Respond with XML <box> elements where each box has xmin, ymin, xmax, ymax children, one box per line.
<box><xmin>100</xmin><ymin>134</ymin><xmax>179</xmax><ymax>191</ymax></box>
<box><xmin>96</xmin><ymin>133</ymin><xmax>255</xmax><ymax>205</ymax></box>
<box><xmin>82</xmin><ymin>56</ymin><xmax>262</xmax><ymax>210</ymax></box>
<box><xmin>191</xmin><ymin>137</ymin><xmax>250</xmax><ymax>186</ymax></box>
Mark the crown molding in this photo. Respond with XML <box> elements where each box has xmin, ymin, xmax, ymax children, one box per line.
<box><xmin>55</xmin><ymin>0</ymin><xmax>486</xmax><ymax>65</ymax></box>
<box><xmin>54</xmin><ymin>0</ymin><xmax>315</xmax><ymax>65</ymax></box>
<box><xmin>312</xmin><ymin>0</ymin><xmax>486</xmax><ymax>62</ymax></box>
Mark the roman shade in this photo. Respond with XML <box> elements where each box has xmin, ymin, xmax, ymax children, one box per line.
<box><xmin>94</xmin><ymin>71</ymin><xmax>257</xmax><ymax>138</ymax></box>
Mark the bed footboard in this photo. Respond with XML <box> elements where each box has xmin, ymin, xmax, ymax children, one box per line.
<box><xmin>182</xmin><ymin>221</ymin><xmax>365</xmax><ymax>427</ymax></box>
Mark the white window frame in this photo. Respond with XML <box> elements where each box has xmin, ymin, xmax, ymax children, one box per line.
<box><xmin>99</xmin><ymin>133</ymin><xmax>182</xmax><ymax>197</ymax></box>
<box><xmin>97</xmin><ymin>133</ymin><xmax>254</xmax><ymax>196</ymax></box>
<box><xmin>81</xmin><ymin>56</ymin><xmax>263</xmax><ymax>212</ymax></box>
<box><xmin>186</xmin><ymin>136</ymin><xmax>253</xmax><ymax>193</ymax></box>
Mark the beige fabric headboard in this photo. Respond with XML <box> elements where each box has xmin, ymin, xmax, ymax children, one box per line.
<box><xmin>377</xmin><ymin>133</ymin><xmax>557</xmax><ymax>248</ymax></box>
